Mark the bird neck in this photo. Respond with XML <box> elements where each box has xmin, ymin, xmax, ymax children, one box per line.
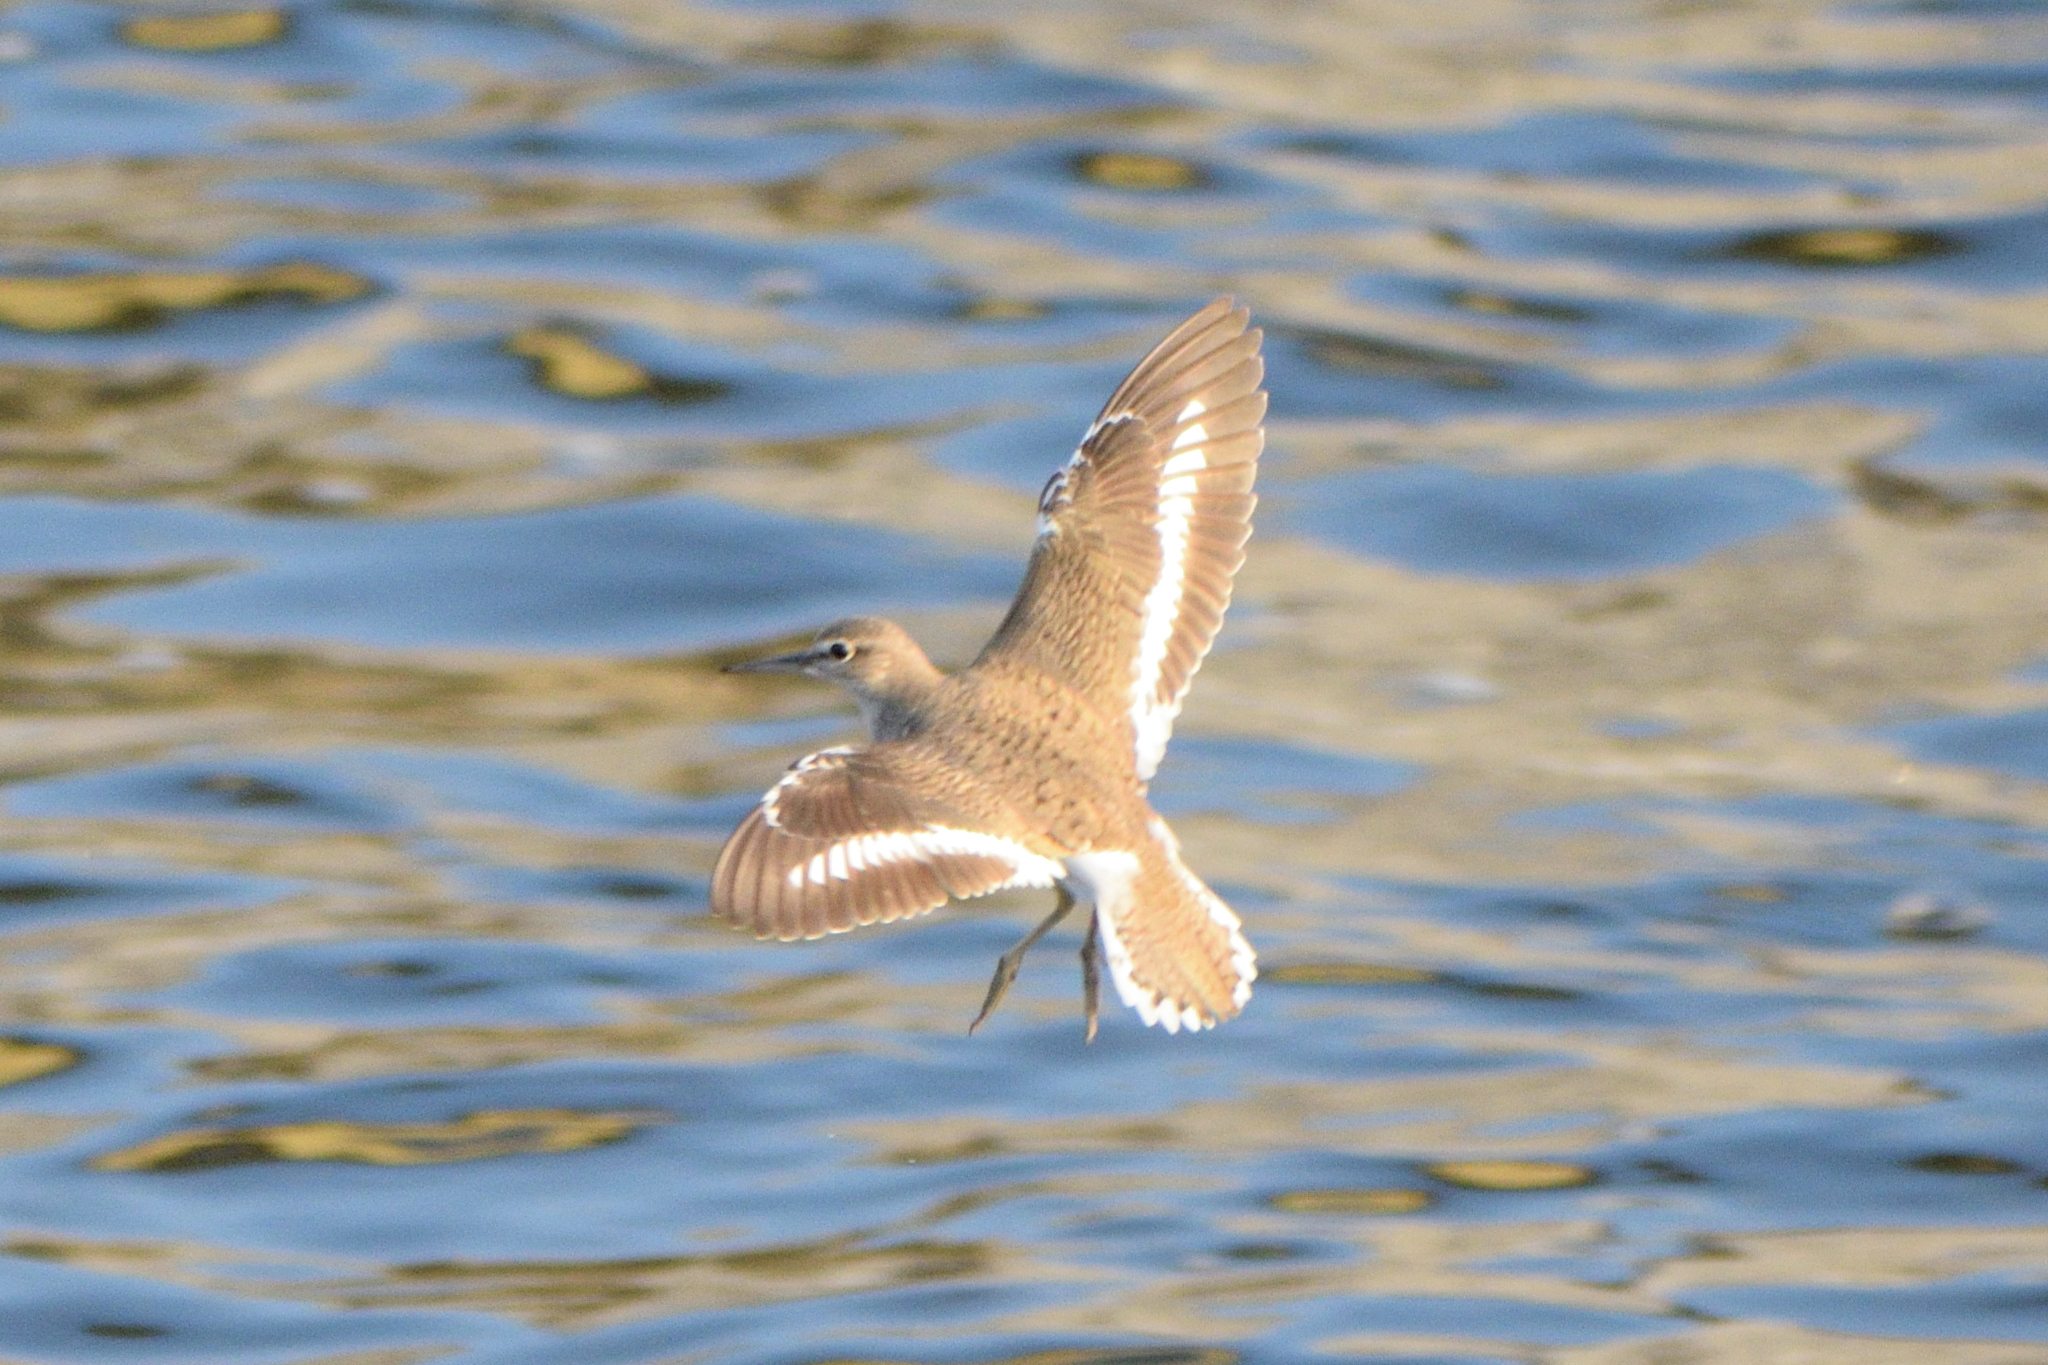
<box><xmin>845</xmin><ymin>650</ymin><xmax>945</xmax><ymax>743</ymax></box>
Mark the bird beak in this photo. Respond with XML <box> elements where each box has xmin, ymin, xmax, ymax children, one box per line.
<box><xmin>723</xmin><ymin>646</ymin><xmax>818</xmax><ymax>675</ymax></box>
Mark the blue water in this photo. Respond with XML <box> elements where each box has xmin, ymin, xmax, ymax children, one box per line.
<box><xmin>0</xmin><ymin>0</ymin><xmax>2043</xmax><ymax>1361</ymax></box>
<box><xmin>0</xmin><ymin>493</ymin><xmax>1019</xmax><ymax>652</ymax></box>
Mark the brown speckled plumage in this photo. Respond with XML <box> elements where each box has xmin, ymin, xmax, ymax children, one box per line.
<box><xmin>713</xmin><ymin>299</ymin><xmax>1265</xmax><ymax>1036</ymax></box>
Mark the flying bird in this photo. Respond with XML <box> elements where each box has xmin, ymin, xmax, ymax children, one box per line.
<box><xmin>714</xmin><ymin>298</ymin><xmax>1264</xmax><ymax>1039</ymax></box>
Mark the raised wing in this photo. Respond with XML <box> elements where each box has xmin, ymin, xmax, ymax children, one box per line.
<box><xmin>979</xmin><ymin>298</ymin><xmax>1265</xmax><ymax>781</ymax></box>
<box><xmin>711</xmin><ymin>745</ymin><xmax>1064</xmax><ymax>942</ymax></box>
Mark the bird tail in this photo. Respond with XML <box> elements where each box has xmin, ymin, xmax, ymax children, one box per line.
<box><xmin>1090</xmin><ymin>816</ymin><xmax>1256</xmax><ymax>1032</ymax></box>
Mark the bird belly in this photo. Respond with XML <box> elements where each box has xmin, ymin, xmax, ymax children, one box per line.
<box><xmin>1057</xmin><ymin>849</ymin><xmax>1141</xmax><ymax>910</ymax></box>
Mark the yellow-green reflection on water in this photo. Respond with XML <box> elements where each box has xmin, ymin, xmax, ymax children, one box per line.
<box><xmin>91</xmin><ymin>1108</ymin><xmax>653</xmax><ymax>1172</ymax></box>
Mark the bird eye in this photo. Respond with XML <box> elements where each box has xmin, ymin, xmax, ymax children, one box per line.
<box><xmin>827</xmin><ymin>641</ymin><xmax>853</xmax><ymax>660</ymax></box>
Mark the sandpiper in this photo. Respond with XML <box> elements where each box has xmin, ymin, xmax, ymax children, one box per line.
<box><xmin>714</xmin><ymin>298</ymin><xmax>1264</xmax><ymax>1039</ymax></box>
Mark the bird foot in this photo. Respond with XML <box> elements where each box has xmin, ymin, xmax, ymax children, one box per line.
<box><xmin>1081</xmin><ymin>911</ymin><xmax>1101</xmax><ymax>1044</ymax></box>
<box><xmin>968</xmin><ymin>887</ymin><xmax>1076</xmax><ymax>1034</ymax></box>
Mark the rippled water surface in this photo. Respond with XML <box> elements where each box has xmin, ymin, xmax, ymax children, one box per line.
<box><xmin>1</xmin><ymin>0</ymin><xmax>2047</xmax><ymax>1361</ymax></box>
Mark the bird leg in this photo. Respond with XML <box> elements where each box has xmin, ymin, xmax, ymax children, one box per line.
<box><xmin>1080</xmin><ymin>911</ymin><xmax>1102</xmax><ymax>1044</ymax></box>
<box><xmin>969</xmin><ymin>887</ymin><xmax>1076</xmax><ymax>1034</ymax></box>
